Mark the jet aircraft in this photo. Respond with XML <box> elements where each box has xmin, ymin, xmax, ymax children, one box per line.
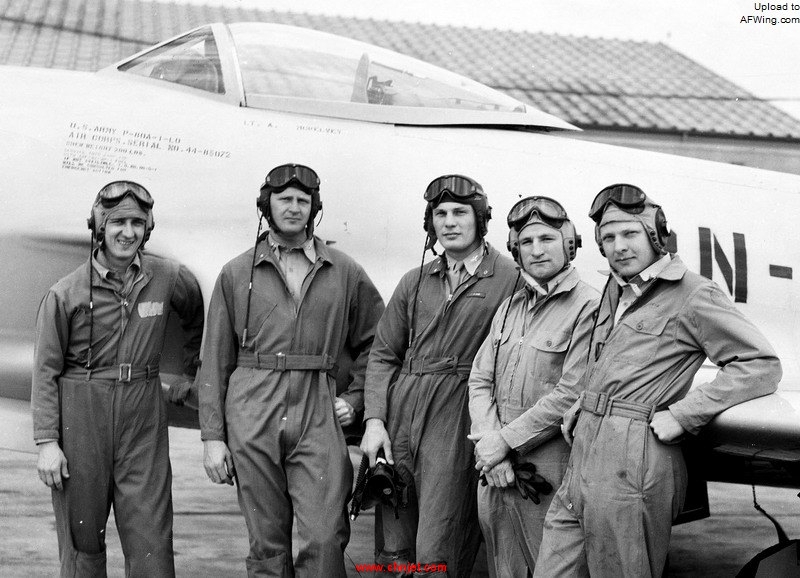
<box><xmin>1</xmin><ymin>21</ymin><xmax>799</xmax><ymax>550</ymax></box>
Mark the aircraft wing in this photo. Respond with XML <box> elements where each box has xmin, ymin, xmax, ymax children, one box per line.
<box><xmin>0</xmin><ymin>397</ymin><xmax>36</xmax><ymax>454</ymax></box>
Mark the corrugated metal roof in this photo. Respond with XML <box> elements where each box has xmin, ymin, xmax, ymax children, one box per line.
<box><xmin>2</xmin><ymin>0</ymin><xmax>799</xmax><ymax>139</ymax></box>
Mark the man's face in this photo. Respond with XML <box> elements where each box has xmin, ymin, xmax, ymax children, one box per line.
<box><xmin>102</xmin><ymin>216</ymin><xmax>146</xmax><ymax>267</ymax></box>
<box><xmin>270</xmin><ymin>187</ymin><xmax>312</xmax><ymax>239</ymax></box>
<box><xmin>599</xmin><ymin>220</ymin><xmax>659</xmax><ymax>279</ymax></box>
<box><xmin>518</xmin><ymin>223</ymin><xmax>566</xmax><ymax>283</ymax></box>
<box><xmin>432</xmin><ymin>201</ymin><xmax>479</xmax><ymax>257</ymax></box>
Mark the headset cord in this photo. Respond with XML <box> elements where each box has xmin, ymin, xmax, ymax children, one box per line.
<box><xmin>242</xmin><ymin>217</ymin><xmax>264</xmax><ymax>348</ymax></box>
<box><xmin>586</xmin><ymin>275</ymin><xmax>612</xmax><ymax>365</ymax></box>
<box><xmin>86</xmin><ymin>238</ymin><xmax>95</xmax><ymax>370</ymax></box>
<box><xmin>407</xmin><ymin>240</ymin><xmax>429</xmax><ymax>349</ymax></box>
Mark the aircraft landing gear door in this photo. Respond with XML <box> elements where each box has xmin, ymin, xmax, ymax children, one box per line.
<box><xmin>673</xmin><ymin>439</ymin><xmax>711</xmax><ymax>525</ymax></box>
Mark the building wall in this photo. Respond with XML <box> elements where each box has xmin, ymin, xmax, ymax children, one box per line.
<box><xmin>562</xmin><ymin>130</ymin><xmax>800</xmax><ymax>176</ymax></box>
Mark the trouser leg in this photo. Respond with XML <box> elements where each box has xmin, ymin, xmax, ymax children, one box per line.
<box><xmin>53</xmin><ymin>378</ymin><xmax>113</xmax><ymax>578</ymax></box>
<box><xmin>228</xmin><ymin>416</ymin><xmax>293</xmax><ymax>577</ymax></box>
<box><xmin>376</xmin><ymin>381</ymin><xmax>417</xmax><ymax>575</ymax></box>
<box><xmin>287</xmin><ymin>411</ymin><xmax>351</xmax><ymax>578</ymax></box>
<box><xmin>413</xmin><ymin>400</ymin><xmax>480</xmax><ymax>577</ymax></box>
<box><xmin>532</xmin><ymin>488</ymin><xmax>589</xmax><ymax>578</ymax></box>
<box><xmin>581</xmin><ymin>420</ymin><xmax>686</xmax><ymax>578</ymax></box>
<box><xmin>478</xmin><ymin>483</ymin><xmax>529</xmax><ymax>578</ymax></box>
<box><xmin>113</xmin><ymin>378</ymin><xmax>175</xmax><ymax>577</ymax></box>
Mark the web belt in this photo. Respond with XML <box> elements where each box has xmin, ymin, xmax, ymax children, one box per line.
<box><xmin>237</xmin><ymin>352</ymin><xmax>337</xmax><ymax>373</ymax></box>
<box><xmin>63</xmin><ymin>363</ymin><xmax>160</xmax><ymax>383</ymax></box>
<box><xmin>581</xmin><ymin>391</ymin><xmax>657</xmax><ymax>422</ymax></box>
<box><xmin>401</xmin><ymin>355</ymin><xmax>473</xmax><ymax>376</ymax></box>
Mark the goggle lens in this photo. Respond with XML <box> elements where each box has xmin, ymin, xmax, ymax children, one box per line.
<box><xmin>97</xmin><ymin>181</ymin><xmax>154</xmax><ymax>208</ymax></box>
<box><xmin>264</xmin><ymin>164</ymin><xmax>320</xmax><ymax>191</ymax></box>
<box><xmin>507</xmin><ymin>196</ymin><xmax>568</xmax><ymax>230</ymax></box>
<box><xmin>589</xmin><ymin>184</ymin><xmax>646</xmax><ymax>222</ymax></box>
<box><xmin>424</xmin><ymin>175</ymin><xmax>483</xmax><ymax>202</ymax></box>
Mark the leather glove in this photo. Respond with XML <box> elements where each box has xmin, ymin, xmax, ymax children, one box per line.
<box><xmin>513</xmin><ymin>462</ymin><xmax>553</xmax><ymax>504</ymax></box>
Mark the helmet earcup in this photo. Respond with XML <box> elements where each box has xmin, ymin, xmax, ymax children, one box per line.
<box><xmin>507</xmin><ymin>228</ymin><xmax>519</xmax><ymax>261</ymax></box>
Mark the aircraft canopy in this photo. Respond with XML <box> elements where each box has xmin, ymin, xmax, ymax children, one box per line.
<box><xmin>114</xmin><ymin>23</ymin><xmax>576</xmax><ymax>130</ymax></box>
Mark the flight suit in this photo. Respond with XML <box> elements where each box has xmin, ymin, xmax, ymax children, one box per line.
<box><xmin>534</xmin><ymin>255</ymin><xmax>782</xmax><ymax>578</ymax></box>
<box><xmin>199</xmin><ymin>235</ymin><xmax>383</xmax><ymax>578</ymax></box>
<box><xmin>468</xmin><ymin>267</ymin><xmax>598</xmax><ymax>578</ymax></box>
<box><xmin>32</xmin><ymin>253</ymin><xmax>204</xmax><ymax>578</ymax></box>
<box><xmin>365</xmin><ymin>244</ymin><xmax>518</xmax><ymax>577</ymax></box>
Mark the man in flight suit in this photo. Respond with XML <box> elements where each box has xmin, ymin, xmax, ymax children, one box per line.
<box><xmin>199</xmin><ymin>163</ymin><xmax>384</xmax><ymax>577</ymax></box>
<box><xmin>468</xmin><ymin>196</ymin><xmax>598</xmax><ymax>577</ymax></box>
<box><xmin>361</xmin><ymin>175</ymin><xmax>519</xmax><ymax>577</ymax></box>
<box><xmin>32</xmin><ymin>181</ymin><xmax>204</xmax><ymax>577</ymax></box>
<box><xmin>534</xmin><ymin>184</ymin><xmax>782</xmax><ymax>578</ymax></box>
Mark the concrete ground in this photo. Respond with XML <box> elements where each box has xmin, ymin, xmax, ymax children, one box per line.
<box><xmin>2</xmin><ymin>426</ymin><xmax>799</xmax><ymax>576</ymax></box>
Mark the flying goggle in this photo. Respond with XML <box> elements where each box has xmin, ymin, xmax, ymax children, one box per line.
<box><xmin>262</xmin><ymin>163</ymin><xmax>320</xmax><ymax>192</ymax></box>
<box><xmin>588</xmin><ymin>184</ymin><xmax>647</xmax><ymax>223</ymax></box>
<box><xmin>507</xmin><ymin>195</ymin><xmax>568</xmax><ymax>231</ymax></box>
<box><xmin>96</xmin><ymin>181</ymin><xmax>154</xmax><ymax>209</ymax></box>
<box><xmin>423</xmin><ymin>174</ymin><xmax>484</xmax><ymax>203</ymax></box>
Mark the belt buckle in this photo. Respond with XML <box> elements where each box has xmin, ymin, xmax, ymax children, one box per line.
<box><xmin>448</xmin><ymin>356</ymin><xmax>459</xmax><ymax>371</ymax></box>
<box><xmin>275</xmin><ymin>352</ymin><xmax>286</xmax><ymax>371</ymax></box>
<box><xmin>118</xmin><ymin>363</ymin><xmax>132</xmax><ymax>383</ymax></box>
<box><xmin>594</xmin><ymin>392</ymin><xmax>608</xmax><ymax>415</ymax></box>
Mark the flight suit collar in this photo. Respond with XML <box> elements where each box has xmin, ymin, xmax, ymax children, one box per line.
<box><xmin>91</xmin><ymin>251</ymin><xmax>148</xmax><ymax>288</ymax></box>
<box><xmin>428</xmin><ymin>242</ymin><xmax>502</xmax><ymax>279</ymax></box>
<box><xmin>521</xmin><ymin>266</ymin><xmax>577</xmax><ymax>297</ymax></box>
<box><xmin>596</xmin><ymin>254</ymin><xmax>686</xmax><ymax>327</ymax></box>
<box><xmin>253</xmin><ymin>232</ymin><xmax>333</xmax><ymax>267</ymax></box>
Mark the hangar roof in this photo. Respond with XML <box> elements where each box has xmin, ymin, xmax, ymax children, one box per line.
<box><xmin>1</xmin><ymin>0</ymin><xmax>799</xmax><ymax>140</ymax></box>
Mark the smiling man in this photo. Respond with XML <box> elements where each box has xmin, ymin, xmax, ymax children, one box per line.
<box><xmin>533</xmin><ymin>184</ymin><xmax>782</xmax><ymax>578</ymax></box>
<box><xmin>199</xmin><ymin>163</ymin><xmax>383</xmax><ymax>577</ymax></box>
<box><xmin>467</xmin><ymin>196</ymin><xmax>598</xmax><ymax>577</ymax></box>
<box><xmin>32</xmin><ymin>181</ymin><xmax>204</xmax><ymax>577</ymax></box>
<box><xmin>361</xmin><ymin>175</ymin><xmax>519</xmax><ymax>577</ymax></box>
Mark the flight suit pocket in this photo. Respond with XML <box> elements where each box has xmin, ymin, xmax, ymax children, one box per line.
<box><xmin>614</xmin><ymin>314</ymin><xmax>672</xmax><ymax>366</ymax></box>
<box><xmin>70</xmin><ymin>306</ymin><xmax>114</xmax><ymax>362</ymax></box>
<box><xmin>527</xmin><ymin>331</ymin><xmax>570</xmax><ymax>389</ymax></box>
<box><xmin>237</xmin><ymin>291</ymin><xmax>278</xmax><ymax>346</ymax></box>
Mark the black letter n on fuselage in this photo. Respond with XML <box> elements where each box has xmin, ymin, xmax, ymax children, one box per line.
<box><xmin>698</xmin><ymin>227</ymin><xmax>747</xmax><ymax>303</ymax></box>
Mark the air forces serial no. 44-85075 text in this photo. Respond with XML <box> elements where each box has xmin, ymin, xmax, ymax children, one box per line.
<box><xmin>1</xmin><ymin>21</ymin><xmax>799</xmax><ymax>569</ymax></box>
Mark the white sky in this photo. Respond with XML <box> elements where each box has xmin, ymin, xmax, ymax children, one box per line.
<box><xmin>174</xmin><ymin>0</ymin><xmax>800</xmax><ymax>119</ymax></box>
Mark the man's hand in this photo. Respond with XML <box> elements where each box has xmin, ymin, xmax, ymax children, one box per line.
<box><xmin>467</xmin><ymin>430</ymin><xmax>510</xmax><ymax>473</ymax></box>
<box><xmin>561</xmin><ymin>397</ymin><xmax>582</xmax><ymax>446</ymax></box>
<box><xmin>37</xmin><ymin>441</ymin><xmax>69</xmax><ymax>490</ymax></box>
<box><xmin>334</xmin><ymin>397</ymin><xmax>356</xmax><ymax>427</ymax></box>
<box><xmin>203</xmin><ymin>440</ymin><xmax>235</xmax><ymax>485</ymax></box>
<box><xmin>167</xmin><ymin>377</ymin><xmax>194</xmax><ymax>406</ymax></box>
<box><xmin>482</xmin><ymin>458</ymin><xmax>515</xmax><ymax>488</ymax></box>
<box><xmin>360</xmin><ymin>418</ymin><xmax>394</xmax><ymax>467</ymax></box>
<box><xmin>650</xmin><ymin>410</ymin><xmax>686</xmax><ymax>444</ymax></box>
